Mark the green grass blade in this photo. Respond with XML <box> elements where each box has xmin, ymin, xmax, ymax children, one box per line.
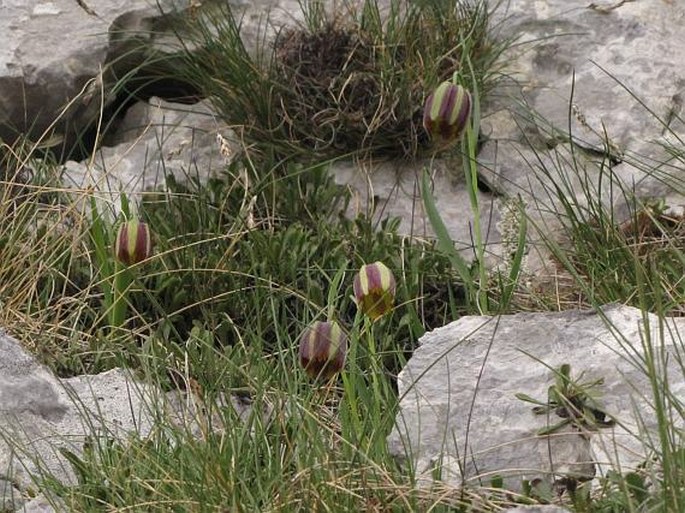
<box><xmin>421</xmin><ymin>167</ymin><xmax>473</xmax><ymax>295</ymax></box>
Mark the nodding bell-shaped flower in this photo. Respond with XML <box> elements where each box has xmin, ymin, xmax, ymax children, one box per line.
<box><xmin>422</xmin><ymin>81</ymin><xmax>472</xmax><ymax>148</ymax></box>
<box><xmin>114</xmin><ymin>218</ymin><xmax>153</xmax><ymax>266</ymax></box>
<box><xmin>353</xmin><ymin>261</ymin><xmax>396</xmax><ymax>321</ymax></box>
<box><xmin>299</xmin><ymin>321</ymin><xmax>347</xmax><ymax>380</ymax></box>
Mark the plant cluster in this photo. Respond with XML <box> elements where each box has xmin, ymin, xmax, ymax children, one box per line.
<box><xmin>173</xmin><ymin>0</ymin><xmax>507</xmax><ymax>159</ymax></box>
<box><xmin>0</xmin><ymin>0</ymin><xmax>684</xmax><ymax>511</ymax></box>
<box><xmin>517</xmin><ymin>363</ymin><xmax>615</xmax><ymax>437</ymax></box>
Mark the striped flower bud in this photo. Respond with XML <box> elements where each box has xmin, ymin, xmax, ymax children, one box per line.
<box><xmin>299</xmin><ymin>321</ymin><xmax>347</xmax><ymax>380</ymax></box>
<box><xmin>114</xmin><ymin>218</ymin><xmax>153</xmax><ymax>266</ymax></box>
<box><xmin>353</xmin><ymin>261</ymin><xmax>396</xmax><ymax>321</ymax></box>
<box><xmin>423</xmin><ymin>81</ymin><xmax>472</xmax><ymax>147</ymax></box>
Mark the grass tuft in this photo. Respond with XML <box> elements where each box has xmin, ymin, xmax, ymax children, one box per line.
<box><xmin>171</xmin><ymin>0</ymin><xmax>509</xmax><ymax>160</ymax></box>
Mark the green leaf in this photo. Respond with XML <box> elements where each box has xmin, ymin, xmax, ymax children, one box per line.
<box><xmin>515</xmin><ymin>392</ymin><xmax>548</xmax><ymax>407</ymax></box>
<box><xmin>421</xmin><ymin>168</ymin><xmax>473</xmax><ymax>292</ymax></box>
<box><xmin>625</xmin><ymin>471</ymin><xmax>649</xmax><ymax>504</ymax></box>
<box><xmin>89</xmin><ymin>197</ymin><xmax>114</xmax><ymax>319</ymax></box>
<box><xmin>537</xmin><ymin>418</ymin><xmax>571</xmax><ymax>436</ymax></box>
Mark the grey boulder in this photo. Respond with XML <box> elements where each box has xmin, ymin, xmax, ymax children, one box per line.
<box><xmin>61</xmin><ymin>96</ymin><xmax>234</xmax><ymax>219</ymax></box>
<box><xmin>388</xmin><ymin>305</ymin><xmax>685</xmax><ymax>492</ymax></box>
<box><xmin>503</xmin><ymin>507</ymin><xmax>572</xmax><ymax>513</ymax></box>
<box><xmin>480</xmin><ymin>0</ymin><xmax>685</xmax><ymax>224</ymax></box>
<box><xmin>0</xmin><ymin>328</ymin><xmax>252</xmax><ymax>511</ymax></box>
<box><xmin>0</xmin><ymin>0</ymin><xmax>188</xmax><ymax>148</ymax></box>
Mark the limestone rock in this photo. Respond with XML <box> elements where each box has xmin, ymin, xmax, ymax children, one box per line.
<box><xmin>503</xmin><ymin>507</ymin><xmax>571</xmax><ymax>513</ymax></box>
<box><xmin>0</xmin><ymin>0</ymin><xmax>190</xmax><ymax>147</ymax></box>
<box><xmin>61</xmin><ymin>96</ymin><xmax>234</xmax><ymax>219</ymax></box>
<box><xmin>479</xmin><ymin>0</ymin><xmax>685</xmax><ymax>236</ymax></box>
<box><xmin>331</xmin><ymin>159</ymin><xmax>504</xmax><ymax>264</ymax></box>
<box><xmin>388</xmin><ymin>305</ymin><xmax>685</xmax><ymax>492</ymax></box>
<box><xmin>0</xmin><ymin>328</ymin><xmax>253</xmax><ymax>507</ymax></box>
<box><xmin>0</xmin><ymin>344</ymin><xmax>158</xmax><ymax>492</ymax></box>
<box><xmin>0</xmin><ymin>477</ymin><xmax>24</xmax><ymax>512</ymax></box>
<box><xmin>493</xmin><ymin>0</ymin><xmax>685</xmax><ymax>159</ymax></box>
<box><xmin>21</xmin><ymin>493</ymin><xmax>65</xmax><ymax>513</ymax></box>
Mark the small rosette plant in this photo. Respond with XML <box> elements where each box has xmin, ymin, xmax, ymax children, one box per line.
<box><xmin>299</xmin><ymin>320</ymin><xmax>348</xmax><ymax>380</ymax></box>
<box><xmin>353</xmin><ymin>261</ymin><xmax>396</xmax><ymax>321</ymax></box>
<box><xmin>114</xmin><ymin>218</ymin><xmax>153</xmax><ymax>266</ymax></box>
<box><xmin>423</xmin><ymin>81</ymin><xmax>472</xmax><ymax>148</ymax></box>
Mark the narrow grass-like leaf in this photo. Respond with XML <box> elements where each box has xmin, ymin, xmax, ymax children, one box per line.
<box><xmin>421</xmin><ymin>167</ymin><xmax>473</xmax><ymax>295</ymax></box>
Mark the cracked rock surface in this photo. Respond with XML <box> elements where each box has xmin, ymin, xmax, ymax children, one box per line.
<box><xmin>0</xmin><ymin>0</ymin><xmax>189</xmax><ymax>147</ymax></box>
<box><xmin>388</xmin><ymin>305</ymin><xmax>685</xmax><ymax>492</ymax></box>
<box><xmin>0</xmin><ymin>328</ymin><xmax>258</xmax><ymax>513</ymax></box>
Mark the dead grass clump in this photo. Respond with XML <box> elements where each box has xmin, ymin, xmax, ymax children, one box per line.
<box><xmin>273</xmin><ymin>21</ymin><xmax>430</xmax><ymax>158</ymax></box>
<box><xmin>178</xmin><ymin>0</ymin><xmax>505</xmax><ymax>161</ymax></box>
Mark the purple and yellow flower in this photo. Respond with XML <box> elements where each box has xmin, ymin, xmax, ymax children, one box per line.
<box><xmin>423</xmin><ymin>81</ymin><xmax>472</xmax><ymax>147</ymax></box>
<box><xmin>114</xmin><ymin>218</ymin><xmax>153</xmax><ymax>266</ymax></box>
<box><xmin>299</xmin><ymin>320</ymin><xmax>347</xmax><ymax>380</ymax></box>
<box><xmin>353</xmin><ymin>261</ymin><xmax>396</xmax><ymax>321</ymax></box>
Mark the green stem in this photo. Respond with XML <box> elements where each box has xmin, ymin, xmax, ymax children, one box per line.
<box><xmin>363</xmin><ymin>318</ymin><xmax>393</xmax><ymax>458</ymax></box>
<box><xmin>463</xmin><ymin>123</ymin><xmax>487</xmax><ymax>313</ymax></box>
<box><xmin>110</xmin><ymin>263</ymin><xmax>132</xmax><ymax>331</ymax></box>
<box><xmin>341</xmin><ymin>321</ymin><xmax>363</xmax><ymax>448</ymax></box>
<box><xmin>365</xmin><ymin>319</ymin><xmax>383</xmax><ymax>409</ymax></box>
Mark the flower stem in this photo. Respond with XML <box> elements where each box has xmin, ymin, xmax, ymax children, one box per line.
<box><xmin>110</xmin><ymin>263</ymin><xmax>133</xmax><ymax>331</ymax></box>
